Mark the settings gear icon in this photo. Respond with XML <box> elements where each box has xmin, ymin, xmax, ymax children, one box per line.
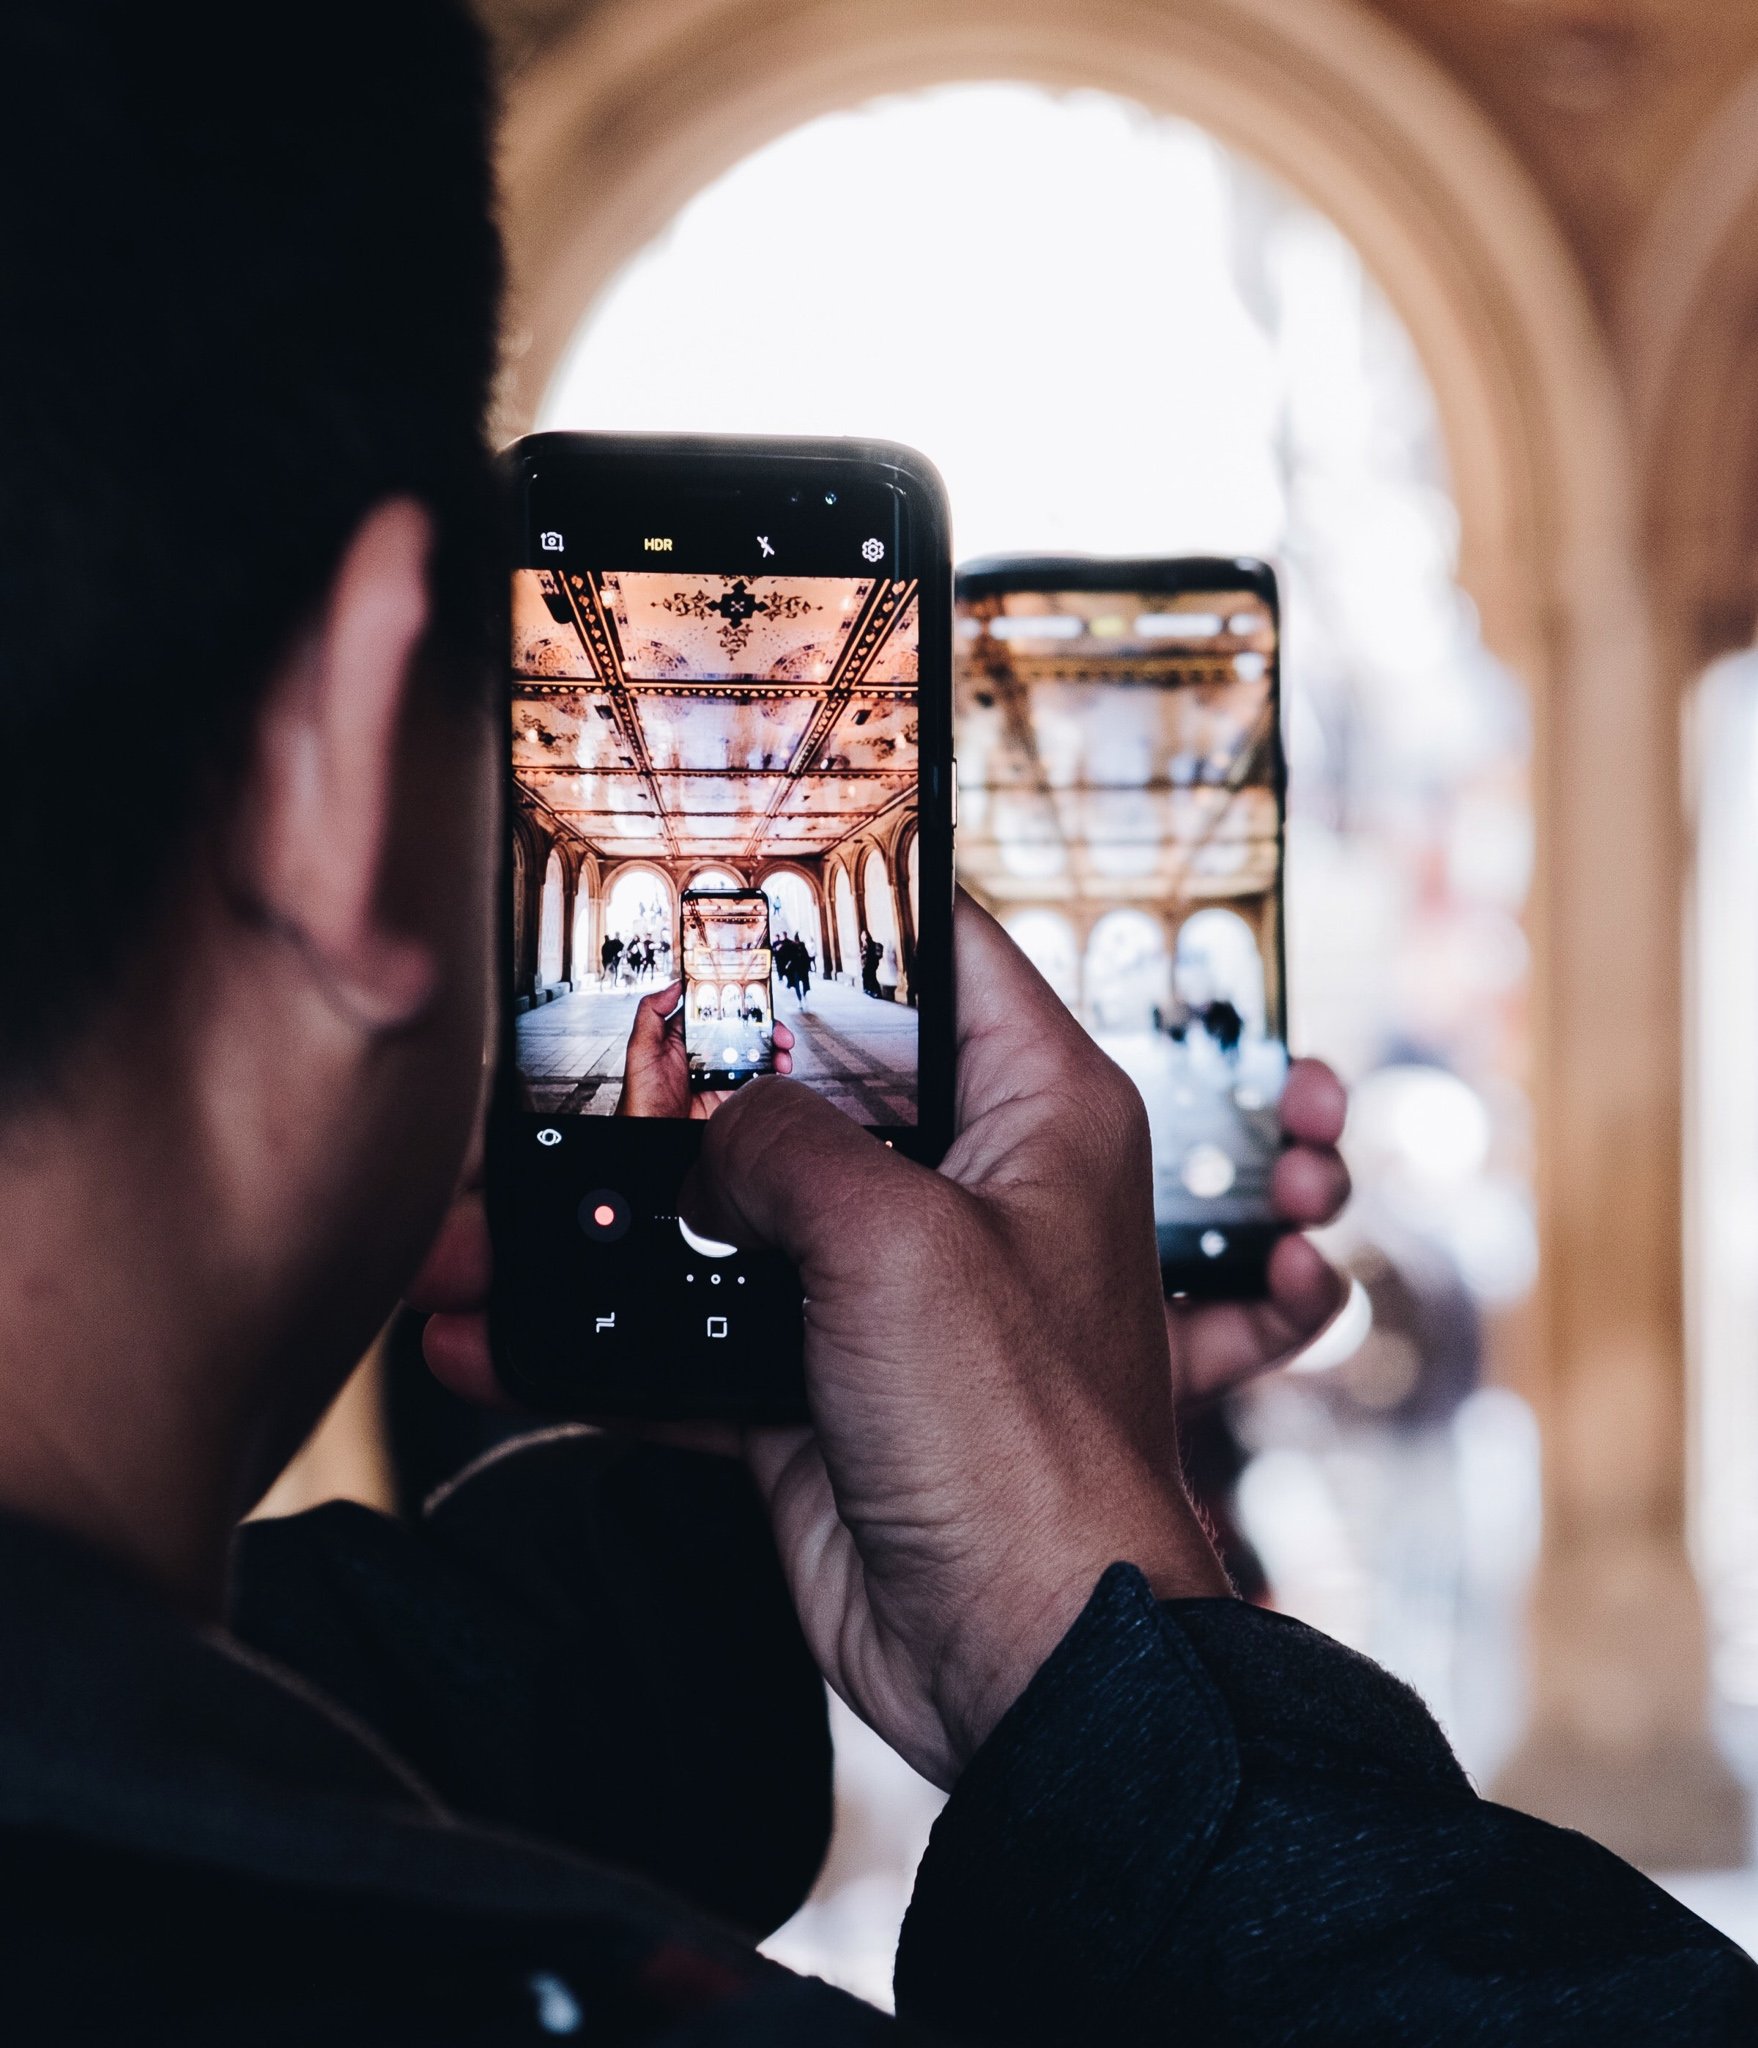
<box><xmin>860</xmin><ymin>536</ymin><xmax>885</xmax><ymax>563</ymax></box>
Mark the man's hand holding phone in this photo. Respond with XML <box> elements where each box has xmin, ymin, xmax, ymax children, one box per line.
<box><xmin>414</xmin><ymin>896</ymin><xmax>1348</xmax><ymax>1786</ymax></box>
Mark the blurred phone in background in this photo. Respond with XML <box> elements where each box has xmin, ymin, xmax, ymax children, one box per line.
<box><xmin>955</xmin><ymin>556</ymin><xmax>1288</xmax><ymax>1297</ymax></box>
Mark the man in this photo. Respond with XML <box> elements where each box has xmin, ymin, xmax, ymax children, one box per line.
<box><xmin>0</xmin><ymin>7</ymin><xmax>1750</xmax><ymax>2046</ymax></box>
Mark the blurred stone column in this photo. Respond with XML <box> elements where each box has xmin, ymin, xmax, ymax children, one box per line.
<box><xmin>1491</xmin><ymin>586</ymin><xmax>1748</xmax><ymax>1869</ymax></box>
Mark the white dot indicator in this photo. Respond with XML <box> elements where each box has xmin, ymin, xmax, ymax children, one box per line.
<box><xmin>1200</xmin><ymin>1229</ymin><xmax>1229</xmax><ymax>1259</ymax></box>
<box><xmin>1180</xmin><ymin>1143</ymin><xmax>1237</xmax><ymax>1199</ymax></box>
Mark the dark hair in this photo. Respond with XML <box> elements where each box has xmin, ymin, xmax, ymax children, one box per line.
<box><xmin>0</xmin><ymin>1</ymin><xmax>504</xmax><ymax>1085</ymax></box>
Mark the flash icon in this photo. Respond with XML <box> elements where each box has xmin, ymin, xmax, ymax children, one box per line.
<box><xmin>757</xmin><ymin>535</ymin><xmax>775</xmax><ymax>558</ymax></box>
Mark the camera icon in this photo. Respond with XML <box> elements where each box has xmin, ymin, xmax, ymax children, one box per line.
<box><xmin>539</xmin><ymin>531</ymin><xmax>564</xmax><ymax>552</ymax></box>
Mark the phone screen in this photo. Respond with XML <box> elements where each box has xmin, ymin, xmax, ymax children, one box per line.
<box><xmin>509</xmin><ymin>552</ymin><xmax>924</xmax><ymax>1130</ymax></box>
<box><xmin>493</xmin><ymin>435</ymin><xmax>952</xmax><ymax>1417</ymax></box>
<box><xmin>680</xmin><ymin>888</ymin><xmax>774</xmax><ymax>1090</ymax></box>
<box><xmin>954</xmin><ymin>560</ymin><xmax>1287</xmax><ymax>1292</ymax></box>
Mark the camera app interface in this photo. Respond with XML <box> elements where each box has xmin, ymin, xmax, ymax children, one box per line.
<box><xmin>510</xmin><ymin>555</ymin><xmax>921</xmax><ymax>1128</ymax></box>
<box><xmin>955</xmin><ymin>578</ymin><xmax>1287</xmax><ymax>1235</ymax></box>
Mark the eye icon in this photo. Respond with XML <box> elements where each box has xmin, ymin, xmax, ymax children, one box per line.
<box><xmin>536</xmin><ymin>1126</ymin><xmax>562</xmax><ymax>1147</ymax></box>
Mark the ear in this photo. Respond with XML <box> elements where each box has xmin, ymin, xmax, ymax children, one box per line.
<box><xmin>246</xmin><ymin>498</ymin><xmax>439</xmax><ymax>1029</ymax></box>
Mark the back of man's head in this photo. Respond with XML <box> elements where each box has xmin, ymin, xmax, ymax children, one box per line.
<box><xmin>0</xmin><ymin>1</ymin><xmax>503</xmax><ymax>1093</ymax></box>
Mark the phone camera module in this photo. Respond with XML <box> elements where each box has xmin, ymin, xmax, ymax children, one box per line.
<box><xmin>823</xmin><ymin>491</ymin><xmax>838</xmax><ymax>505</ymax></box>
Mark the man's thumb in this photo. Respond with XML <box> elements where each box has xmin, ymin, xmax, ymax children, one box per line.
<box><xmin>683</xmin><ymin>1078</ymin><xmax>921</xmax><ymax>1287</ymax></box>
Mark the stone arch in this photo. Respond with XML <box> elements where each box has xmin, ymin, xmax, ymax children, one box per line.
<box><xmin>1622</xmin><ymin>70</ymin><xmax>1758</xmax><ymax>666</ymax></box>
<box><xmin>1173</xmin><ymin>904</ymin><xmax>1268</xmax><ymax>1039</ymax></box>
<box><xmin>829</xmin><ymin>860</ymin><xmax>859</xmax><ymax>983</ymax></box>
<box><xmin>756</xmin><ymin>859</ymin><xmax>830</xmax><ymax>967</ymax></box>
<box><xmin>491</xmin><ymin>0</ymin><xmax>1737</xmax><ymax>1860</ymax></box>
<box><xmin>891</xmin><ymin>820</ymin><xmax>919</xmax><ymax>969</ymax></box>
<box><xmin>858</xmin><ymin>843</ymin><xmax>900</xmax><ymax>996</ymax></box>
<box><xmin>509</xmin><ymin>808</ymin><xmax>552</xmax><ymax>1005</ymax></box>
<box><xmin>567</xmin><ymin>845</ymin><xmax>600</xmax><ymax>985</ymax></box>
<box><xmin>1002</xmin><ymin>905</ymin><xmax>1081</xmax><ymax>1012</ymax></box>
<box><xmin>682</xmin><ymin>863</ymin><xmax>746</xmax><ymax>893</ymax></box>
<box><xmin>1084</xmin><ymin>906</ymin><xmax>1170</xmax><ymax>1034</ymax></box>
<box><xmin>536</xmin><ymin>848</ymin><xmax>566</xmax><ymax>990</ymax></box>
<box><xmin>599</xmin><ymin>859</ymin><xmax>677</xmax><ymax>945</ymax></box>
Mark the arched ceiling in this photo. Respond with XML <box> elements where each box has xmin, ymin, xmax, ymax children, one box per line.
<box><xmin>475</xmin><ymin>0</ymin><xmax>1758</xmax><ymax>316</ymax></box>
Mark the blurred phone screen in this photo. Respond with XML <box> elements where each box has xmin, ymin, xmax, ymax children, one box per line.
<box><xmin>955</xmin><ymin>560</ymin><xmax>1288</xmax><ymax>1291</ymax></box>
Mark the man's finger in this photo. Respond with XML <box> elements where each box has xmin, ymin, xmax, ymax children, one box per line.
<box><xmin>405</xmin><ymin>1193</ymin><xmax>490</xmax><ymax>1314</ymax></box>
<box><xmin>629</xmin><ymin>980</ymin><xmax>683</xmax><ymax>1042</ymax></box>
<box><xmin>422</xmin><ymin>1310</ymin><xmax>508</xmax><ymax>1406</ymax></box>
<box><xmin>1270</xmin><ymin>1143</ymin><xmax>1351</xmax><ymax>1226</ymax></box>
<box><xmin>686</xmin><ymin>1076</ymin><xmax>933</xmax><ymax>1289</ymax></box>
<box><xmin>1280</xmin><ymin>1059</ymin><xmax>1347</xmax><ymax>1146</ymax></box>
<box><xmin>1170</xmin><ymin>1235</ymin><xmax>1346</xmax><ymax>1406</ymax></box>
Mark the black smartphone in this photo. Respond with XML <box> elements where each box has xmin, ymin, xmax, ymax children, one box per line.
<box><xmin>954</xmin><ymin>556</ymin><xmax>1288</xmax><ymax>1297</ymax></box>
<box><xmin>681</xmin><ymin>887</ymin><xmax>775</xmax><ymax>1090</ymax></box>
<box><xmin>490</xmin><ymin>432</ymin><xmax>955</xmax><ymax>1419</ymax></box>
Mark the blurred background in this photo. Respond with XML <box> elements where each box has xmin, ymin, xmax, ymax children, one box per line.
<box><xmin>263</xmin><ymin>0</ymin><xmax>1758</xmax><ymax>2000</ymax></box>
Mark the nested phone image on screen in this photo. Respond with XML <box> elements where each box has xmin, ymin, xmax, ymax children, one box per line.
<box><xmin>680</xmin><ymin>888</ymin><xmax>775</xmax><ymax>1090</ymax></box>
<box><xmin>491</xmin><ymin>434</ymin><xmax>954</xmax><ymax>1420</ymax></box>
<box><xmin>509</xmin><ymin>559</ymin><xmax>922</xmax><ymax>1126</ymax></box>
<box><xmin>955</xmin><ymin>558</ymin><xmax>1287</xmax><ymax>1294</ymax></box>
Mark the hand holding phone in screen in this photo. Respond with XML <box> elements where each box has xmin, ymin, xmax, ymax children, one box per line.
<box><xmin>680</xmin><ymin>888</ymin><xmax>776</xmax><ymax>1092</ymax></box>
<box><xmin>613</xmin><ymin>978</ymin><xmax>795</xmax><ymax>1120</ymax></box>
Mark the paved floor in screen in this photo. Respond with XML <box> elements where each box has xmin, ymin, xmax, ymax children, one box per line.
<box><xmin>517</xmin><ymin>974</ymin><xmax>918</xmax><ymax>1124</ymax></box>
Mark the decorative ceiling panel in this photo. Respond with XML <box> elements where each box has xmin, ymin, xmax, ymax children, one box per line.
<box><xmin>512</xmin><ymin>691</ymin><xmax>631</xmax><ymax>770</ymax></box>
<box><xmin>520</xmin><ymin>770</ymin><xmax>659</xmax><ymax>815</ymax></box>
<box><xmin>604</xmin><ymin>572</ymin><xmax>871</xmax><ymax>681</ymax></box>
<box><xmin>628</xmin><ymin>691</ymin><xmax>819</xmax><ymax>771</ymax></box>
<box><xmin>808</xmin><ymin>694</ymin><xmax>918</xmax><ymax>770</ymax></box>
<box><xmin>511</xmin><ymin>569</ymin><xmax>599</xmax><ymax>679</ymax></box>
<box><xmin>777</xmin><ymin>774</ymin><xmax>912</xmax><ymax>817</ymax></box>
<box><xmin>652</xmin><ymin>774</ymin><xmax>775</xmax><ymax>815</ymax></box>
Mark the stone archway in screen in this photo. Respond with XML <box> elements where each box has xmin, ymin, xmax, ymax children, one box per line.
<box><xmin>492</xmin><ymin>0</ymin><xmax>1739</xmax><ymax>1863</ymax></box>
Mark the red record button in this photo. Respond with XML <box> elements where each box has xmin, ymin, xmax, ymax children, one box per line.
<box><xmin>577</xmin><ymin>1189</ymin><xmax>632</xmax><ymax>1243</ymax></box>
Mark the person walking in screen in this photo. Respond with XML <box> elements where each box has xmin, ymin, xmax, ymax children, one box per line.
<box><xmin>861</xmin><ymin>927</ymin><xmax>883</xmax><ymax>998</ymax></box>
